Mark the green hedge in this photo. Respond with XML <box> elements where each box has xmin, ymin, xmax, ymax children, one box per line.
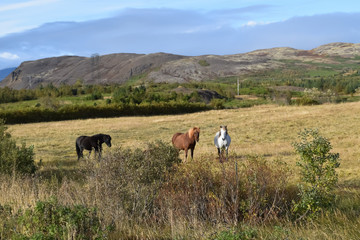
<box><xmin>0</xmin><ymin>102</ymin><xmax>210</xmax><ymax>124</ymax></box>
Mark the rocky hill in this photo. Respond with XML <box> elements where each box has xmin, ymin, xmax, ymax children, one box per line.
<box><xmin>0</xmin><ymin>67</ymin><xmax>16</xmax><ymax>82</ymax></box>
<box><xmin>1</xmin><ymin>42</ymin><xmax>360</xmax><ymax>89</ymax></box>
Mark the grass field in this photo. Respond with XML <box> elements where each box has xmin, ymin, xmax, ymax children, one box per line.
<box><xmin>7</xmin><ymin>101</ymin><xmax>360</xmax><ymax>185</ymax></box>
<box><xmin>3</xmin><ymin>101</ymin><xmax>360</xmax><ymax>238</ymax></box>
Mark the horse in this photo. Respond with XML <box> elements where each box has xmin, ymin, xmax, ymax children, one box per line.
<box><xmin>76</xmin><ymin>134</ymin><xmax>112</xmax><ymax>160</ymax></box>
<box><xmin>214</xmin><ymin>125</ymin><xmax>231</xmax><ymax>162</ymax></box>
<box><xmin>172</xmin><ymin>127</ymin><xmax>200</xmax><ymax>162</ymax></box>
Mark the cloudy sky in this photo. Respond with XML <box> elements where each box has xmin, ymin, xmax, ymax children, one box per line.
<box><xmin>0</xmin><ymin>0</ymin><xmax>360</xmax><ymax>69</ymax></box>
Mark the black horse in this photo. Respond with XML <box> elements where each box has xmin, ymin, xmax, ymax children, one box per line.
<box><xmin>76</xmin><ymin>134</ymin><xmax>112</xmax><ymax>160</ymax></box>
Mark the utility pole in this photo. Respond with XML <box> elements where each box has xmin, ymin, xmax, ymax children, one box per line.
<box><xmin>91</xmin><ymin>53</ymin><xmax>100</xmax><ymax>82</ymax></box>
<box><xmin>237</xmin><ymin>78</ymin><xmax>239</xmax><ymax>96</ymax></box>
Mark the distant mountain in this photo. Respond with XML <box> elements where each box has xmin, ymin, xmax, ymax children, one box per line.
<box><xmin>0</xmin><ymin>67</ymin><xmax>16</xmax><ymax>82</ymax></box>
<box><xmin>1</xmin><ymin>42</ymin><xmax>360</xmax><ymax>89</ymax></box>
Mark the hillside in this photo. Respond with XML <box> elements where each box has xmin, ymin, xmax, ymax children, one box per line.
<box><xmin>1</xmin><ymin>42</ymin><xmax>360</xmax><ymax>89</ymax></box>
<box><xmin>0</xmin><ymin>67</ymin><xmax>16</xmax><ymax>81</ymax></box>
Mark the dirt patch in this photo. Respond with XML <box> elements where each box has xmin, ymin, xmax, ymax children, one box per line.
<box><xmin>235</xmin><ymin>95</ymin><xmax>259</xmax><ymax>100</ymax></box>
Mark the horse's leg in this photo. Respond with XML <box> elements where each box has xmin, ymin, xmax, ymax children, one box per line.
<box><xmin>219</xmin><ymin>148</ymin><xmax>223</xmax><ymax>163</ymax></box>
<box><xmin>190</xmin><ymin>147</ymin><xmax>194</xmax><ymax>160</ymax></box>
<box><xmin>76</xmin><ymin>143</ymin><xmax>80</xmax><ymax>160</ymax></box>
<box><xmin>184</xmin><ymin>148</ymin><xmax>188</xmax><ymax>162</ymax></box>
<box><xmin>94</xmin><ymin>147</ymin><xmax>99</xmax><ymax>161</ymax></box>
<box><xmin>80</xmin><ymin>148</ymin><xmax>84</xmax><ymax>159</ymax></box>
<box><xmin>225</xmin><ymin>147</ymin><xmax>229</xmax><ymax>161</ymax></box>
<box><xmin>99</xmin><ymin>144</ymin><xmax>103</xmax><ymax>160</ymax></box>
<box><xmin>77</xmin><ymin>146</ymin><xmax>84</xmax><ymax>160</ymax></box>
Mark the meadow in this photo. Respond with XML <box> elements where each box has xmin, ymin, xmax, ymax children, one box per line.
<box><xmin>2</xmin><ymin>101</ymin><xmax>360</xmax><ymax>239</ymax></box>
<box><xmin>8</xmin><ymin>101</ymin><xmax>360</xmax><ymax>183</ymax></box>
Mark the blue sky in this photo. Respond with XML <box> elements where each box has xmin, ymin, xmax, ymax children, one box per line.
<box><xmin>0</xmin><ymin>0</ymin><xmax>360</xmax><ymax>69</ymax></box>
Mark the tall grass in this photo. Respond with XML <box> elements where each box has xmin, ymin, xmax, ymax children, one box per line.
<box><xmin>1</xmin><ymin>146</ymin><xmax>360</xmax><ymax>239</ymax></box>
<box><xmin>4</xmin><ymin>101</ymin><xmax>360</xmax><ymax>238</ymax></box>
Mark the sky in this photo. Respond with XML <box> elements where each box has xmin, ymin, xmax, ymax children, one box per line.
<box><xmin>0</xmin><ymin>0</ymin><xmax>360</xmax><ymax>69</ymax></box>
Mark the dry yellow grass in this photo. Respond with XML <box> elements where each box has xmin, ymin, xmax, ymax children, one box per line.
<box><xmin>7</xmin><ymin>101</ymin><xmax>360</xmax><ymax>185</ymax></box>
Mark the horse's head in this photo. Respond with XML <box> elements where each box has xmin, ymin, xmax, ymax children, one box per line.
<box><xmin>219</xmin><ymin>125</ymin><xmax>228</xmax><ymax>141</ymax></box>
<box><xmin>104</xmin><ymin>134</ymin><xmax>112</xmax><ymax>147</ymax></box>
<box><xmin>190</xmin><ymin>127</ymin><xmax>200</xmax><ymax>142</ymax></box>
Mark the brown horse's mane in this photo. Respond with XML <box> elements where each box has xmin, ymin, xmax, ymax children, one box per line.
<box><xmin>188</xmin><ymin>127</ymin><xmax>200</xmax><ymax>139</ymax></box>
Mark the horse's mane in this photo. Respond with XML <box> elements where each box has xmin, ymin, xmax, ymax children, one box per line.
<box><xmin>188</xmin><ymin>127</ymin><xmax>200</xmax><ymax>138</ymax></box>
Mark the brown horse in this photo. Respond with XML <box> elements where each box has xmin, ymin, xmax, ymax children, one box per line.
<box><xmin>172</xmin><ymin>127</ymin><xmax>200</xmax><ymax>162</ymax></box>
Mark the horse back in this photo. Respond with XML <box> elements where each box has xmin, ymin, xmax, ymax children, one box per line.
<box><xmin>172</xmin><ymin>132</ymin><xmax>182</xmax><ymax>144</ymax></box>
<box><xmin>76</xmin><ymin>136</ymin><xmax>94</xmax><ymax>150</ymax></box>
<box><xmin>172</xmin><ymin>132</ymin><xmax>197</xmax><ymax>150</ymax></box>
<box><xmin>76</xmin><ymin>136</ymin><xmax>87</xmax><ymax>145</ymax></box>
<box><xmin>172</xmin><ymin>132</ymin><xmax>187</xmax><ymax>149</ymax></box>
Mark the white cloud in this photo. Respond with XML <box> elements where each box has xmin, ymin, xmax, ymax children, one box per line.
<box><xmin>0</xmin><ymin>0</ymin><xmax>58</xmax><ymax>12</ymax></box>
<box><xmin>0</xmin><ymin>52</ymin><xmax>20</xmax><ymax>60</ymax></box>
<box><xmin>0</xmin><ymin>9</ymin><xmax>360</xmax><ymax>69</ymax></box>
<box><xmin>243</xmin><ymin>21</ymin><xmax>258</xmax><ymax>27</ymax></box>
<box><xmin>241</xmin><ymin>20</ymin><xmax>272</xmax><ymax>27</ymax></box>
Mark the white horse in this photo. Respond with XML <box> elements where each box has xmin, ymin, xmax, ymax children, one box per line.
<box><xmin>214</xmin><ymin>125</ymin><xmax>231</xmax><ymax>162</ymax></box>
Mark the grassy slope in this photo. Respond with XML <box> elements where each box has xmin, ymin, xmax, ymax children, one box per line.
<box><xmin>7</xmin><ymin>101</ymin><xmax>360</xmax><ymax>186</ymax></box>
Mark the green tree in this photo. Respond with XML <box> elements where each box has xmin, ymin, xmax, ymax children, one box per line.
<box><xmin>292</xmin><ymin>129</ymin><xmax>340</xmax><ymax>219</ymax></box>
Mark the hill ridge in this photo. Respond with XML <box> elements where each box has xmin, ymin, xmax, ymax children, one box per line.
<box><xmin>1</xmin><ymin>42</ymin><xmax>360</xmax><ymax>89</ymax></box>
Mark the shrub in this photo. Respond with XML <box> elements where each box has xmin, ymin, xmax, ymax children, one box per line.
<box><xmin>10</xmin><ymin>197</ymin><xmax>110</xmax><ymax>239</ymax></box>
<box><xmin>210</xmin><ymin>98</ymin><xmax>225</xmax><ymax>109</ymax></box>
<box><xmin>86</xmin><ymin>91</ymin><xmax>103</xmax><ymax>100</ymax></box>
<box><xmin>40</xmin><ymin>96</ymin><xmax>60</xmax><ymax>110</ymax></box>
<box><xmin>198</xmin><ymin>59</ymin><xmax>210</xmax><ymax>67</ymax></box>
<box><xmin>0</xmin><ymin>119</ymin><xmax>36</xmax><ymax>176</ymax></box>
<box><xmin>156</xmin><ymin>156</ymin><xmax>291</xmax><ymax>226</ymax></box>
<box><xmin>84</xmin><ymin>140</ymin><xmax>181</xmax><ymax>225</ymax></box>
<box><xmin>292</xmin><ymin>129</ymin><xmax>340</xmax><ymax>219</ymax></box>
<box><xmin>296</xmin><ymin>88</ymin><xmax>339</xmax><ymax>105</ymax></box>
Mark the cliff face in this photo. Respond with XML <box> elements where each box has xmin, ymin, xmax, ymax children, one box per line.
<box><xmin>1</xmin><ymin>42</ymin><xmax>360</xmax><ymax>89</ymax></box>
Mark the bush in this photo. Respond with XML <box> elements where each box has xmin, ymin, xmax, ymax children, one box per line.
<box><xmin>0</xmin><ymin>119</ymin><xmax>36</xmax><ymax>176</ymax></box>
<box><xmin>86</xmin><ymin>91</ymin><xmax>103</xmax><ymax>100</ymax></box>
<box><xmin>292</xmin><ymin>129</ymin><xmax>340</xmax><ymax>219</ymax></box>
<box><xmin>210</xmin><ymin>98</ymin><xmax>225</xmax><ymax>109</ymax></box>
<box><xmin>198</xmin><ymin>59</ymin><xmax>210</xmax><ymax>67</ymax></box>
<box><xmin>156</xmin><ymin>156</ymin><xmax>291</xmax><ymax>226</ymax></box>
<box><xmin>2</xmin><ymin>197</ymin><xmax>110</xmax><ymax>239</ymax></box>
<box><xmin>84</xmin><ymin>140</ymin><xmax>181</xmax><ymax>225</ymax></box>
<box><xmin>296</xmin><ymin>88</ymin><xmax>339</xmax><ymax>105</ymax></box>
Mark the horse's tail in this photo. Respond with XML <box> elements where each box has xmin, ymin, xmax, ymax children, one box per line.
<box><xmin>76</xmin><ymin>140</ymin><xmax>81</xmax><ymax>160</ymax></box>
